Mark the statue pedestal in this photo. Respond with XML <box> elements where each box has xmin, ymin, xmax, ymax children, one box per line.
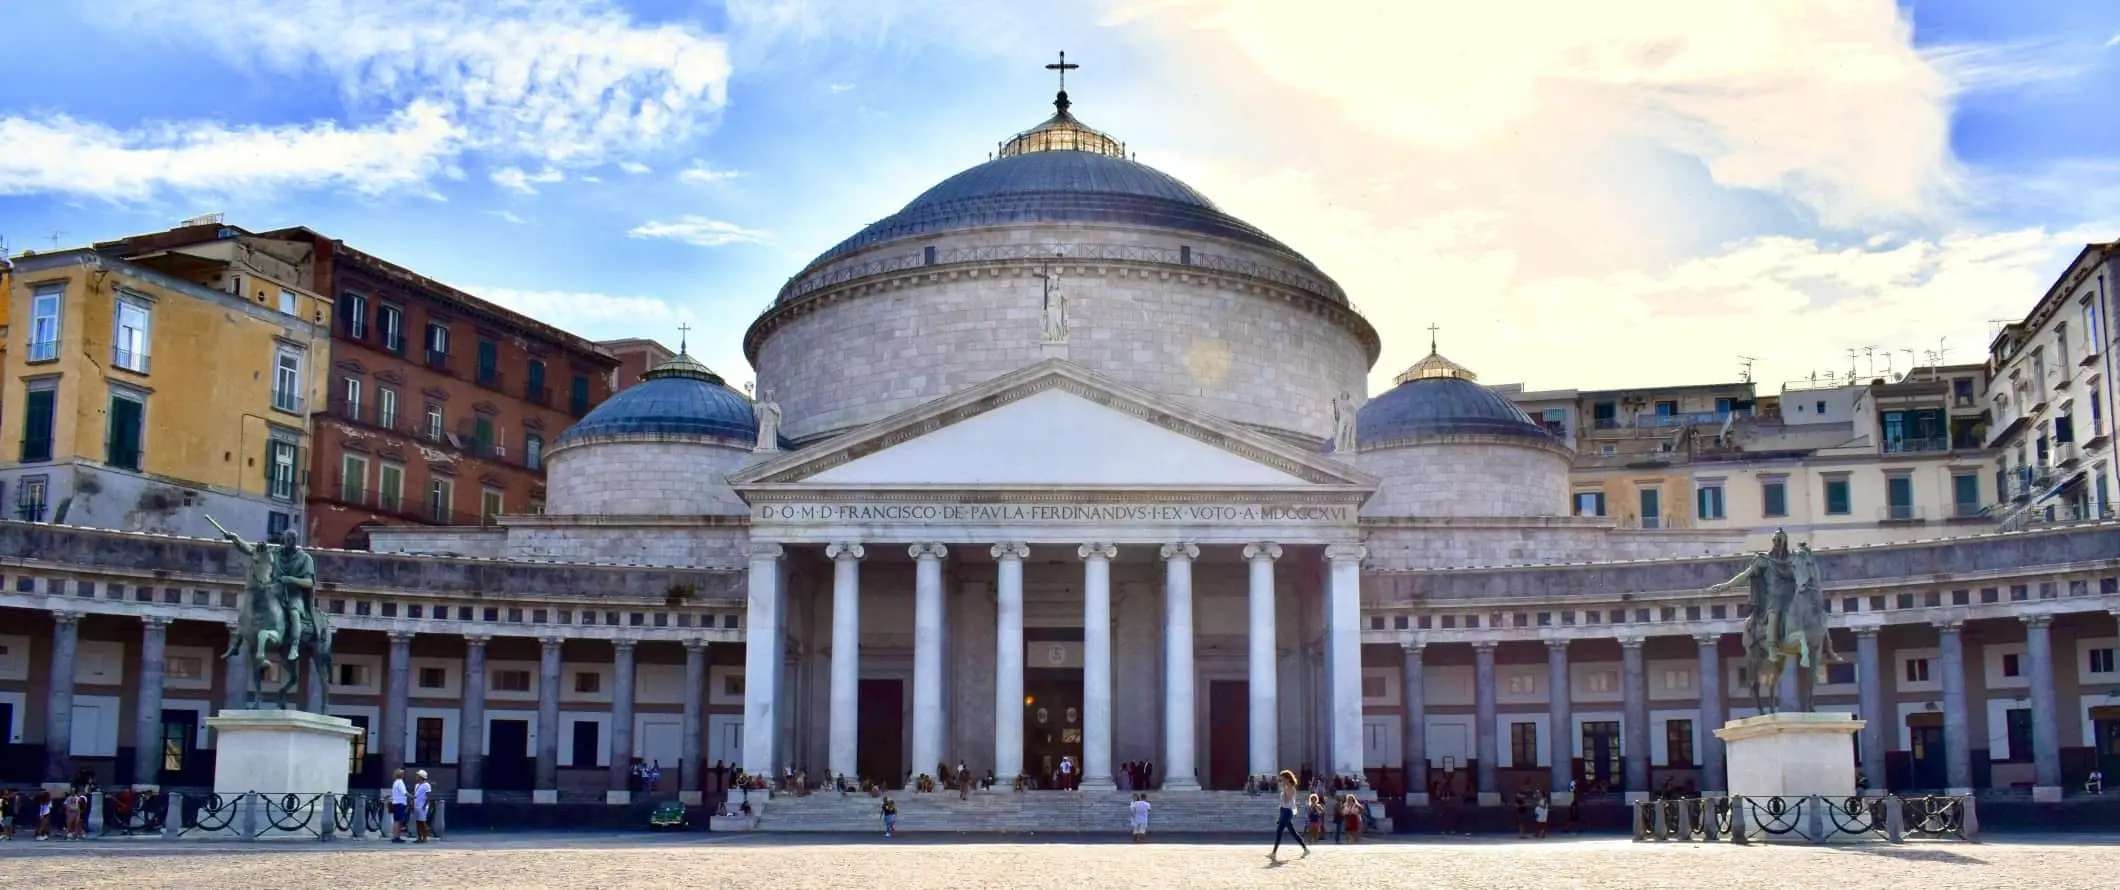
<box><xmin>194</xmin><ymin>709</ymin><xmax>360</xmax><ymax>840</ymax></box>
<box><xmin>1716</xmin><ymin>712</ymin><xmax>1864</xmax><ymax>841</ymax></box>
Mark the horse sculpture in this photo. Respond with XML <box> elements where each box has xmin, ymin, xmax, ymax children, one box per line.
<box><xmin>1710</xmin><ymin>532</ymin><xmax>1842</xmax><ymax>713</ymax></box>
<box><xmin>212</xmin><ymin>516</ymin><xmax>333</xmax><ymax>710</ymax></box>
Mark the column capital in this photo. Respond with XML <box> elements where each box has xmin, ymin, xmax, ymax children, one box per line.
<box><xmin>1546</xmin><ymin>637</ymin><xmax>1573</xmax><ymax>653</ymax></box>
<box><xmin>1930</xmin><ymin>617</ymin><xmax>1965</xmax><ymax>633</ymax></box>
<box><xmin>1159</xmin><ymin>542</ymin><xmax>1199</xmax><ymax>562</ymax></box>
<box><xmin>1853</xmin><ymin>625</ymin><xmax>1881</xmax><ymax>638</ymax></box>
<box><xmin>1400</xmin><ymin>638</ymin><xmax>1426</xmax><ymax>655</ymax></box>
<box><xmin>1471</xmin><ymin>639</ymin><xmax>1499</xmax><ymax>654</ymax></box>
<box><xmin>612</xmin><ymin>638</ymin><xmax>638</xmax><ymax>653</ymax></box>
<box><xmin>54</xmin><ymin>610</ymin><xmax>82</xmax><ymax>627</ymax></box>
<box><xmin>1324</xmin><ymin>542</ymin><xmax>1367</xmax><ymax>563</ymax></box>
<box><xmin>387</xmin><ymin>630</ymin><xmax>416</xmax><ymax>644</ymax></box>
<box><xmin>745</xmin><ymin>541</ymin><xmax>785</xmax><ymax>561</ymax></box>
<box><xmin>1617</xmin><ymin>635</ymin><xmax>1646</xmax><ymax>650</ymax></box>
<box><xmin>1690</xmin><ymin>632</ymin><xmax>1720</xmax><ymax>647</ymax></box>
<box><xmin>539</xmin><ymin>636</ymin><xmax>566</xmax><ymax>653</ymax></box>
<box><xmin>908</xmin><ymin>542</ymin><xmax>949</xmax><ymax>561</ymax></box>
<box><xmin>2022</xmin><ymin>613</ymin><xmax>2055</xmax><ymax>630</ymax></box>
<box><xmin>1078</xmin><ymin>542</ymin><xmax>1118</xmax><ymax>561</ymax></box>
<box><xmin>825</xmin><ymin>541</ymin><xmax>865</xmax><ymax>560</ymax></box>
<box><xmin>990</xmin><ymin>541</ymin><xmax>1030</xmax><ymax>561</ymax></box>
<box><xmin>1242</xmin><ymin>542</ymin><xmax>1283</xmax><ymax>562</ymax></box>
<box><xmin>464</xmin><ymin>633</ymin><xmax>493</xmax><ymax>649</ymax></box>
<box><xmin>683</xmin><ymin>636</ymin><xmax>708</xmax><ymax>653</ymax></box>
<box><xmin>141</xmin><ymin>615</ymin><xmax>172</xmax><ymax>630</ymax></box>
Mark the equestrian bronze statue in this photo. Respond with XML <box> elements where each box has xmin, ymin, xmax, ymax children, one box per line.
<box><xmin>212</xmin><ymin>515</ymin><xmax>334</xmax><ymax>710</ymax></box>
<box><xmin>1707</xmin><ymin>530</ymin><xmax>1840</xmax><ymax>713</ymax></box>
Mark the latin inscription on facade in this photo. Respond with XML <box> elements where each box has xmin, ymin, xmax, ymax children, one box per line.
<box><xmin>752</xmin><ymin>502</ymin><xmax>1354</xmax><ymax>524</ymax></box>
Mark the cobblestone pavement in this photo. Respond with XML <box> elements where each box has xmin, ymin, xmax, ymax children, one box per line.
<box><xmin>5</xmin><ymin>833</ymin><xmax>2115</xmax><ymax>890</ymax></box>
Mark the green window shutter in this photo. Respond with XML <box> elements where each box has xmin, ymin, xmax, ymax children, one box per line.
<box><xmin>22</xmin><ymin>389</ymin><xmax>56</xmax><ymax>462</ymax></box>
<box><xmin>108</xmin><ymin>397</ymin><xmax>143</xmax><ymax>470</ymax></box>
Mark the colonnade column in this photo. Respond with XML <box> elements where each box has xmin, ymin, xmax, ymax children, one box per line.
<box><xmin>1854</xmin><ymin>627</ymin><xmax>1885</xmax><ymax>792</ymax></box>
<box><xmin>1079</xmin><ymin>543</ymin><xmax>1118</xmax><ymax>790</ymax></box>
<box><xmin>381</xmin><ymin>631</ymin><xmax>412</xmax><ymax>779</ymax></box>
<box><xmin>132</xmin><ymin>616</ymin><xmax>169</xmax><ymax>789</ymax></box>
<box><xmin>1620</xmin><ymin>636</ymin><xmax>1649</xmax><ymax>801</ymax></box>
<box><xmin>609</xmin><ymin>639</ymin><xmax>637</xmax><ymax>802</ymax></box>
<box><xmin>221</xmin><ymin>620</ymin><xmax>247</xmax><ymax>714</ymax></box>
<box><xmin>1546</xmin><ymin>639</ymin><xmax>1572</xmax><ymax>798</ymax></box>
<box><xmin>1472</xmin><ymin>640</ymin><xmax>1498</xmax><ymax>801</ymax></box>
<box><xmin>1935</xmin><ymin>619</ymin><xmax>1973</xmax><ymax>794</ymax></box>
<box><xmin>2024</xmin><ymin>614</ymin><xmax>2063</xmax><ymax>799</ymax></box>
<box><xmin>908</xmin><ymin>543</ymin><xmax>949</xmax><ymax>780</ymax></box>
<box><xmin>459</xmin><ymin>635</ymin><xmax>488</xmax><ymax>802</ymax></box>
<box><xmin>681</xmin><ymin>638</ymin><xmax>707</xmax><ymax>803</ymax></box>
<box><xmin>1693</xmin><ymin>633</ymin><xmax>1725</xmax><ymax>792</ymax></box>
<box><xmin>1243</xmin><ymin>543</ymin><xmax>1282</xmax><ymax>780</ymax></box>
<box><xmin>826</xmin><ymin>542</ymin><xmax>865</xmax><ymax>782</ymax></box>
<box><xmin>534</xmin><ymin>635</ymin><xmax>563</xmax><ymax>801</ymax></box>
<box><xmin>303</xmin><ymin>626</ymin><xmax>328</xmax><ymax>714</ymax></box>
<box><xmin>45</xmin><ymin>611</ymin><xmax>79</xmax><ymax>786</ymax></box>
<box><xmin>1324</xmin><ymin>543</ymin><xmax>1366</xmax><ymax>787</ymax></box>
<box><xmin>1160</xmin><ymin>542</ymin><xmax>1201</xmax><ymax>791</ymax></box>
<box><xmin>993</xmin><ymin>542</ymin><xmax>1029</xmax><ymax>782</ymax></box>
<box><xmin>741</xmin><ymin>543</ymin><xmax>785</xmax><ymax>777</ymax></box>
<box><xmin>1400</xmin><ymin>642</ymin><xmax>1428</xmax><ymax>802</ymax></box>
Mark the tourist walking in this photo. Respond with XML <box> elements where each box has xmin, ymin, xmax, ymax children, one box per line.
<box><xmin>1270</xmin><ymin>771</ymin><xmax>1308</xmax><ymax>858</ymax></box>
<box><xmin>413</xmin><ymin>770</ymin><xmax>434</xmax><ymax>842</ymax></box>
<box><xmin>1129</xmin><ymin>793</ymin><xmax>1150</xmax><ymax>842</ymax></box>
<box><xmin>389</xmin><ymin>768</ymin><xmax>410</xmax><ymax>843</ymax></box>
<box><xmin>880</xmin><ymin>796</ymin><xmax>898</xmax><ymax>837</ymax></box>
<box><xmin>1340</xmin><ymin>794</ymin><xmax>1363</xmax><ymax>843</ymax></box>
<box><xmin>1304</xmin><ymin>793</ymin><xmax>1325</xmax><ymax>842</ymax></box>
<box><xmin>1534</xmin><ymin>792</ymin><xmax>1550</xmax><ymax>838</ymax></box>
<box><xmin>35</xmin><ymin>791</ymin><xmax>52</xmax><ymax>840</ymax></box>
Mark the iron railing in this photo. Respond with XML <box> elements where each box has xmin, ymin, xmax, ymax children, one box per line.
<box><xmin>1633</xmin><ymin>794</ymin><xmax>1975</xmax><ymax>845</ymax></box>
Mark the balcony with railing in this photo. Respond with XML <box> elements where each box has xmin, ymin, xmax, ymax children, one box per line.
<box><xmin>320</xmin><ymin>474</ymin><xmax>496</xmax><ymax>528</ymax></box>
<box><xmin>476</xmin><ymin>368</ymin><xmax>506</xmax><ymax>393</ymax></box>
<box><xmin>326</xmin><ymin>395</ymin><xmax>411</xmax><ymax>436</ymax></box>
<box><xmin>425</xmin><ymin>348</ymin><xmax>452</xmax><ymax>373</ymax></box>
<box><xmin>524</xmin><ymin>384</ymin><xmax>550</xmax><ymax>406</ymax></box>
<box><xmin>112</xmin><ymin>348</ymin><xmax>151</xmax><ymax>374</ymax></box>
<box><xmin>271</xmin><ymin>389</ymin><xmax>305</xmax><ymax>415</ymax></box>
<box><xmin>1878</xmin><ymin>504</ymin><xmax>1924</xmax><ymax>523</ymax></box>
<box><xmin>16</xmin><ymin>500</ymin><xmax>48</xmax><ymax>522</ymax></box>
<box><xmin>1950</xmin><ymin>501</ymin><xmax>1988</xmax><ymax>521</ymax></box>
<box><xmin>26</xmin><ymin>339</ymin><xmax>58</xmax><ymax>363</ymax></box>
<box><xmin>1882</xmin><ymin>436</ymin><xmax>1949</xmax><ymax>454</ymax></box>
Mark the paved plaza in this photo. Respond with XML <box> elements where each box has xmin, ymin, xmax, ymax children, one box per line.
<box><xmin>6</xmin><ymin>833</ymin><xmax>2117</xmax><ymax>889</ymax></box>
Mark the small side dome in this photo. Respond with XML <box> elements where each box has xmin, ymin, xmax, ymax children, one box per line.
<box><xmin>554</xmin><ymin>353</ymin><xmax>758</xmax><ymax>448</ymax></box>
<box><xmin>1356</xmin><ymin>350</ymin><xmax>1556</xmax><ymax>448</ymax></box>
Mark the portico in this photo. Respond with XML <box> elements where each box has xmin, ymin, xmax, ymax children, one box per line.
<box><xmin>728</xmin><ymin>361</ymin><xmax>1377</xmax><ymax>789</ymax></box>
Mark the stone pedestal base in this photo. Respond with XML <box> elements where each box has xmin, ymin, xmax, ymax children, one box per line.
<box><xmin>205</xmin><ymin>710</ymin><xmax>359</xmax><ymax>799</ymax></box>
<box><xmin>1039</xmin><ymin>340</ymin><xmax>1069</xmax><ymax>360</ymax></box>
<box><xmin>1715</xmin><ymin>712</ymin><xmax>1862</xmax><ymax>800</ymax></box>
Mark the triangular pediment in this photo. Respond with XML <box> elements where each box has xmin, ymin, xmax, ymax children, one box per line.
<box><xmin>732</xmin><ymin>360</ymin><xmax>1375</xmax><ymax>490</ymax></box>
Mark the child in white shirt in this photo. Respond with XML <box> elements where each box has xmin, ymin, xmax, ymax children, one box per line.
<box><xmin>1129</xmin><ymin>793</ymin><xmax>1151</xmax><ymax>842</ymax></box>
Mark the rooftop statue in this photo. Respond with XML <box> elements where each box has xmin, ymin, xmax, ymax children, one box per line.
<box><xmin>1707</xmin><ymin>529</ymin><xmax>1841</xmax><ymax>713</ymax></box>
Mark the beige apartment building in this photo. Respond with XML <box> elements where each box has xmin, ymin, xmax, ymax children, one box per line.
<box><xmin>1985</xmin><ymin>242</ymin><xmax>2120</xmax><ymax>531</ymax></box>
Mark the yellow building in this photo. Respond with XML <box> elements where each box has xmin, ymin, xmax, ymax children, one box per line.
<box><xmin>0</xmin><ymin>247</ymin><xmax>330</xmax><ymax>540</ymax></box>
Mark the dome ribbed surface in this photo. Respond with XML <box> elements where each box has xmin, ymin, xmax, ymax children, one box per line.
<box><xmin>1357</xmin><ymin>358</ymin><xmax>1555</xmax><ymax>447</ymax></box>
<box><xmin>555</xmin><ymin>356</ymin><xmax>759</xmax><ymax>447</ymax></box>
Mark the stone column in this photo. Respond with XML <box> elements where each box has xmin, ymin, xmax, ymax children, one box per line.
<box><xmin>825</xmin><ymin>542</ymin><xmax>865</xmax><ymax>782</ymax></box>
<box><xmin>993</xmin><ymin>542</ymin><xmax>1030</xmax><ymax>782</ymax></box>
<box><xmin>1935</xmin><ymin>619</ymin><xmax>1973</xmax><ymax>794</ymax></box>
<box><xmin>535</xmin><ymin>636</ymin><xmax>563</xmax><ymax>801</ymax></box>
<box><xmin>1243</xmin><ymin>543</ymin><xmax>1282</xmax><ymax>780</ymax></box>
<box><xmin>1079</xmin><ymin>542</ymin><xmax>1118</xmax><ymax>790</ymax></box>
<box><xmin>459</xmin><ymin>635</ymin><xmax>489</xmax><ymax>801</ymax></box>
<box><xmin>221</xmin><ymin>619</ymin><xmax>248</xmax><ymax>714</ymax></box>
<box><xmin>1324</xmin><ymin>542</ymin><xmax>1367</xmax><ymax>787</ymax></box>
<box><xmin>1473</xmin><ymin>640</ymin><xmax>1499</xmax><ymax>802</ymax></box>
<box><xmin>681</xmin><ymin>638</ymin><xmax>706</xmax><ymax>803</ymax></box>
<box><xmin>1547</xmin><ymin>638</ymin><xmax>1573</xmax><ymax>798</ymax></box>
<box><xmin>303</xmin><ymin>641</ymin><xmax>329</xmax><ymax>715</ymax></box>
<box><xmin>381</xmin><ymin>631</ymin><xmax>413</xmax><ymax>778</ymax></box>
<box><xmin>1694</xmin><ymin>633</ymin><xmax>1725</xmax><ymax>792</ymax></box>
<box><xmin>741</xmin><ymin>542</ymin><xmax>785</xmax><ymax>776</ymax></box>
<box><xmin>2023</xmin><ymin>614</ymin><xmax>2063</xmax><ymax>799</ymax></box>
<box><xmin>1400</xmin><ymin>642</ymin><xmax>1428</xmax><ymax>803</ymax></box>
<box><xmin>1160</xmin><ymin>542</ymin><xmax>1202</xmax><ymax>791</ymax></box>
<box><xmin>1621</xmin><ymin>636</ymin><xmax>1649</xmax><ymax>801</ymax></box>
<box><xmin>609</xmin><ymin>639</ymin><xmax>637</xmax><ymax>802</ymax></box>
<box><xmin>133</xmin><ymin>616</ymin><xmax>169</xmax><ymax>789</ymax></box>
<box><xmin>909</xmin><ymin>543</ymin><xmax>949</xmax><ymax>781</ymax></box>
<box><xmin>1854</xmin><ymin>627</ymin><xmax>1886</xmax><ymax>792</ymax></box>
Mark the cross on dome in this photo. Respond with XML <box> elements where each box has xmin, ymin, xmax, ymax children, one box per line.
<box><xmin>997</xmin><ymin>51</ymin><xmax>1127</xmax><ymax>160</ymax></box>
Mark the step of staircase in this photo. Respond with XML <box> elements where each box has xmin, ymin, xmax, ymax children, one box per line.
<box><xmin>742</xmin><ymin>790</ymin><xmax>1388</xmax><ymax>834</ymax></box>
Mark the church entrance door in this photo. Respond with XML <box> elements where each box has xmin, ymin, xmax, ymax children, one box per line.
<box><xmin>1024</xmin><ymin>668</ymin><xmax>1083</xmax><ymax>788</ymax></box>
<box><xmin>857</xmin><ymin>679</ymin><xmax>905</xmax><ymax>788</ymax></box>
<box><xmin>1207</xmin><ymin>680</ymin><xmax>1249</xmax><ymax>789</ymax></box>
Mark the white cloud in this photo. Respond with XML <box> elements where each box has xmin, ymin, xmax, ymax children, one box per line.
<box><xmin>679</xmin><ymin>161</ymin><xmax>745</xmax><ymax>184</ymax></box>
<box><xmin>473</xmin><ymin>285</ymin><xmax>681</xmax><ymax>327</ymax></box>
<box><xmin>619</xmin><ymin>161</ymin><xmax>652</xmax><ymax>174</ymax></box>
<box><xmin>488</xmin><ymin>210</ymin><xmax>528</xmax><ymax>224</ymax></box>
<box><xmin>491</xmin><ymin>165</ymin><xmax>564</xmax><ymax>194</ymax></box>
<box><xmin>628</xmin><ymin>215</ymin><xmax>771</xmax><ymax>247</ymax></box>
<box><xmin>829</xmin><ymin>82</ymin><xmax>856</xmax><ymax>93</ymax></box>
<box><xmin>2106</xmin><ymin>33</ymin><xmax>2119</xmax><ymax>48</ymax></box>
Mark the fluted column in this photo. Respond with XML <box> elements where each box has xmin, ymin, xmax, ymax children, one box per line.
<box><xmin>1473</xmin><ymin>640</ymin><xmax>1499</xmax><ymax>799</ymax></box>
<box><xmin>993</xmin><ymin>542</ymin><xmax>1030</xmax><ymax>782</ymax></box>
<box><xmin>681</xmin><ymin>638</ymin><xmax>706</xmax><ymax>801</ymax></box>
<box><xmin>1244</xmin><ymin>543</ymin><xmax>1282</xmax><ymax>779</ymax></box>
<box><xmin>459</xmin><ymin>635</ymin><xmax>489</xmax><ymax>796</ymax></box>
<box><xmin>1400</xmin><ymin>642</ymin><xmax>1428</xmax><ymax>802</ymax></box>
<box><xmin>133</xmin><ymin>616</ymin><xmax>169</xmax><ymax>788</ymax></box>
<box><xmin>1161</xmin><ymin>542</ymin><xmax>1201</xmax><ymax>791</ymax></box>
<box><xmin>535</xmin><ymin>636</ymin><xmax>563</xmax><ymax>799</ymax></box>
<box><xmin>1854</xmin><ymin>627</ymin><xmax>1885</xmax><ymax>792</ymax></box>
<box><xmin>1546</xmin><ymin>638</ymin><xmax>1573</xmax><ymax>796</ymax></box>
<box><xmin>45</xmin><ymin>611</ymin><xmax>79</xmax><ymax>784</ymax></box>
<box><xmin>1621</xmin><ymin>636</ymin><xmax>1649</xmax><ymax>799</ymax></box>
<box><xmin>1079</xmin><ymin>542</ymin><xmax>1118</xmax><ymax>790</ymax></box>
<box><xmin>1935</xmin><ymin>619</ymin><xmax>1973</xmax><ymax>794</ymax></box>
<box><xmin>741</xmin><ymin>542</ymin><xmax>785</xmax><ymax>776</ymax></box>
<box><xmin>2023</xmin><ymin>614</ymin><xmax>2062</xmax><ymax>797</ymax></box>
<box><xmin>609</xmin><ymin>639</ymin><xmax>637</xmax><ymax>800</ymax></box>
<box><xmin>826</xmin><ymin>542</ymin><xmax>865</xmax><ymax>782</ymax></box>
<box><xmin>1694</xmin><ymin>633</ymin><xmax>1725</xmax><ymax>791</ymax></box>
<box><xmin>908</xmin><ymin>543</ymin><xmax>949</xmax><ymax>780</ymax></box>
<box><xmin>381</xmin><ymin>631</ymin><xmax>413</xmax><ymax>777</ymax></box>
<box><xmin>1325</xmin><ymin>542</ymin><xmax>1367</xmax><ymax>786</ymax></box>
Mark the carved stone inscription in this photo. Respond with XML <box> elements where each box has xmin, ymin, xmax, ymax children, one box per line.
<box><xmin>752</xmin><ymin>502</ymin><xmax>1355</xmax><ymax>525</ymax></box>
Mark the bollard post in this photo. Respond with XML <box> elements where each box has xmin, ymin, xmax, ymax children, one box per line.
<box><xmin>1679</xmin><ymin>797</ymin><xmax>1696</xmax><ymax>840</ymax></box>
<box><xmin>89</xmin><ymin>792</ymin><xmax>105</xmax><ymax>837</ymax></box>
<box><xmin>1961</xmin><ymin>795</ymin><xmax>1980</xmax><ymax>842</ymax></box>
<box><xmin>1885</xmin><ymin>795</ymin><xmax>1904</xmax><ymax>843</ymax></box>
<box><xmin>433</xmin><ymin>798</ymin><xmax>447</xmax><ymax>839</ymax></box>
<box><xmin>321</xmin><ymin>793</ymin><xmax>337</xmax><ymax>842</ymax></box>
<box><xmin>1806</xmin><ymin>795</ymin><xmax>1826</xmax><ymax>844</ymax></box>
<box><xmin>1652</xmin><ymin>800</ymin><xmax>1668</xmax><ymax>841</ymax></box>
<box><xmin>1730</xmin><ymin>795</ymin><xmax>1749</xmax><ymax>845</ymax></box>
<box><xmin>163</xmin><ymin>791</ymin><xmax>183</xmax><ymax>840</ymax></box>
<box><xmin>351</xmin><ymin>795</ymin><xmax>367</xmax><ymax>839</ymax></box>
<box><xmin>240</xmin><ymin>792</ymin><xmax>259</xmax><ymax>841</ymax></box>
<box><xmin>1700</xmin><ymin>797</ymin><xmax>1719</xmax><ymax>842</ymax></box>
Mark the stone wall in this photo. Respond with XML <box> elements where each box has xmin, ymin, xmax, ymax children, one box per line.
<box><xmin>365</xmin><ymin>527</ymin><xmax>507</xmax><ymax>558</ymax></box>
<box><xmin>752</xmin><ymin>223</ymin><xmax>1373</xmax><ymax>443</ymax></box>
<box><xmin>1356</xmin><ymin>441</ymin><xmax>1572</xmax><ymax>518</ymax></box>
<box><xmin>545</xmin><ymin>439</ymin><xmax>754</xmax><ymax>517</ymax></box>
<box><xmin>0</xmin><ymin>461</ymin><xmax>301</xmax><ymax>544</ymax></box>
<box><xmin>500</xmin><ymin>523</ymin><xmax>750</xmax><ymax>568</ymax></box>
<box><xmin>1362</xmin><ymin>521</ymin><xmax>1744</xmax><ymax>571</ymax></box>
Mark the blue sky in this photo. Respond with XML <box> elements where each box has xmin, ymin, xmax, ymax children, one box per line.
<box><xmin>1</xmin><ymin>0</ymin><xmax>2116</xmax><ymax>394</ymax></box>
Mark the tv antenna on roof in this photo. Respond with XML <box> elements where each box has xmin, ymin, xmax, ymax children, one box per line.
<box><xmin>1737</xmin><ymin>356</ymin><xmax>1756</xmax><ymax>384</ymax></box>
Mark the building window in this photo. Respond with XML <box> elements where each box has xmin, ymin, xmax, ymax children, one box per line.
<box><xmin>337</xmin><ymin>663</ymin><xmax>369</xmax><ymax>687</ymax></box>
<box><xmin>1952</xmin><ymin>473</ymin><xmax>1980</xmax><ymax>518</ymax></box>
<box><xmin>273</xmin><ymin>347</ymin><xmax>303</xmax><ymax>413</ymax></box>
<box><xmin>20</xmin><ymin>380</ymin><xmax>57</xmax><ymax>463</ymax></box>
<box><xmin>18</xmin><ymin>476</ymin><xmax>50</xmax><ymax>522</ymax></box>
<box><xmin>474</xmin><ymin>415</ymin><xmax>495</xmax><ymax>453</ymax></box>
<box><xmin>428</xmin><ymin>478</ymin><xmax>454</xmax><ymax>523</ymax></box>
<box><xmin>1510</xmin><ymin>722</ymin><xmax>1538</xmax><ymax>769</ymax></box>
<box><xmin>379</xmin><ymin>387</ymin><xmax>399</xmax><ymax>430</ymax></box>
<box><xmin>1637</xmin><ymin>487</ymin><xmax>1661</xmax><ymax>529</ymax></box>
<box><xmin>481</xmin><ymin>489</ymin><xmax>503</xmax><ymax>523</ymax></box>
<box><xmin>2089</xmin><ymin>648</ymin><xmax>2116</xmax><ymax>675</ymax></box>
<box><xmin>266</xmin><ymin>511</ymin><xmax>292</xmax><ymax>539</ymax></box>
<box><xmin>574</xmin><ymin>672</ymin><xmax>601</xmax><ymax>694</ymax></box>
<box><xmin>267</xmin><ymin>438</ymin><xmax>299</xmax><ymax>501</ymax></box>
<box><xmin>2005</xmin><ymin>708</ymin><xmax>2033</xmax><ymax>762</ymax></box>
<box><xmin>477</xmin><ymin>339</ymin><xmax>499</xmax><ymax>385</ymax></box>
<box><xmin>160</xmin><ymin>713</ymin><xmax>194</xmax><ymax>773</ymax></box>
<box><xmin>2001</xmin><ymin>652</ymin><xmax>2021</xmax><ymax>678</ymax></box>
<box><xmin>414</xmin><ymin>716</ymin><xmax>445</xmax><ymax>764</ymax></box>
<box><xmin>28</xmin><ymin>284</ymin><xmax>63</xmax><ymax>362</ymax></box>
<box><xmin>340</xmin><ymin>292</ymin><xmax>368</xmax><ymax>339</ymax></box>
<box><xmin>1573</xmin><ymin>491</ymin><xmax>1605</xmax><ymax>517</ymax></box>
<box><xmin>527</xmin><ymin>359</ymin><xmax>548</xmax><ymax>404</ymax></box>
<box><xmin>425</xmin><ymin>322</ymin><xmax>450</xmax><ymax>366</ymax></box>
<box><xmin>341</xmin><ymin>454</ymin><xmax>368</xmax><ymax>504</ymax></box>
<box><xmin>379</xmin><ymin>463</ymin><xmax>405</xmax><ymax>513</ymax></box>
<box><xmin>1825</xmin><ymin>662</ymin><xmax>1857</xmax><ymax>685</ymax></box>
<box><xmin>379</xmin><ymin>305</ymin><xmax>404</xmax><ymax>353</ymax></box>
<box><xmin>1904</xmin><ymin>658</ymin><xmax>1930</xmax><ymax>683</ymax></box>
<box><xmin>1696</xmin><ymin>484</ymin><xmax>1725</xmax><ymax>520</ymax></box>
<box><xmin>106</xmin><ymin>388</ymin><xmax>147</xmax><ymax>471</ymax></box>
<box><xmin>278</xmin><ymin>288</ymin><xmax>298</xmax><ymax>315</ymax></box>
<box><xmin>570</xmin><ymin>373</ymin><xmax>591</xmax><ymax>416</ymax></box>
<box><xmin>113</xmin><ymin>293</ymin><xmax>152</xmax><ymax>373</ymax></box>
<box><xmin>525</xmin><ymin>433</ymin><xmax>544</xmax><ymax>471</ymax></box>
<box><xmin>493</xmin><ymin>670</ymin><xmax>531</xmax><ymax>693</ymax></box>
<box><xmin>1662</xmin><ymin>668</ymin><xmax>1692</xmax><ymax>691</ymax></box>
<box><xmin>418</xmin><ymin>667</ymin><xmax>447</xmax><ymax>690</ymax></box>
<box><xmin>1886</xmin><ymin>475</ymin><xmax>1915</xmax><ymax>520</ymax></box>
<box><xmin>425</xmin><ymin>405</ymin><xmax>444</xmax><ymax>441</ymax></box>
<box><xmin>1761</xmin><ymin>480</ymin><xmax>1788</xmax><ymax>517</ymax></box>
<box><xmin>1666</xmin><ymin>719</ymin><xmax>1695</xmax><ymax>767</ymax></box>
<box><xmin>342</xmin><ymin>377</ymin><xmax>363</xmax><ymax>420</ymax></box>
<box><xmin>1823</xmin><ymin>477</ymin><xmax>1852</xmax><ymax>516</ymax></box>
<box><xmin>1586</xmin><ymin>671</ymin><xmax>1615</xmax><ymax>694</ymax></box>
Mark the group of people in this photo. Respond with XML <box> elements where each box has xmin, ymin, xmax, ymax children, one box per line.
<box><xmin>388</xmin><ymin>768</ymin><xmax>436</xmax><ymax>843</ymax></box>
<box><xmin>629</xmin><ymin>760</ymin><xmax>664</xmax><ymax>794</ymax></box>
<box><xmin>0</xmin><ymin>786</ymin><xmax>92</xmax><ymax>840</ymax></box>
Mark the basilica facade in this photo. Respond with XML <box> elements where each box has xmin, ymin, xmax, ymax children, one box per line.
<box><xmin>2</xmin><ymin>90</ymin><xmax>2118</xmax><ymax>812</ymax></box>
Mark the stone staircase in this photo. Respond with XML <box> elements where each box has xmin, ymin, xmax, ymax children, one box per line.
<box><xmin>741</xmin><ymin>790</ymin><xmax>1387</xmax><ymax>834</ymax></box>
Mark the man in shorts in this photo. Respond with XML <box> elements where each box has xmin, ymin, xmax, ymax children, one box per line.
<box><xmin>1129</xmin><ymin>793</ymin><xmax>1151</xmax><ymax>842</ymax></box>
<box><xmin>389</xmin><ymin>769</ymin><xmax>410</xmax><ymax>843</ymax></box>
